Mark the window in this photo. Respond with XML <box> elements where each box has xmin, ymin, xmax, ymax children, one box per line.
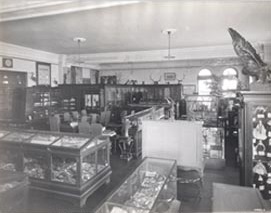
<box><xmin>198</xmin><ymin>69</ymin><xmax>212</xmax><ymax>95</ymax></box>
<box><xmin>222</xmin><ymin>68</ymin><xmax>238</xmax><ymax>91</ymax></box>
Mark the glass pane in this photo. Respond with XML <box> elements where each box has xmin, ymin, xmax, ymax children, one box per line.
<box><xmin>52</xmin><ymin>136</ymin><xmax>89</xmax><ymax>149</ymax></box>
<box><xmin>24</xmin><ymin>153</ymin><xmax>47</xmax><ymax>179</ymax></box>
<box><xmin>198</xmin><ymin>69</ymin><xmax>212</xmax><ymax>76</ymax></box>
<box><xmin>198</xmin><ymin>79</ymin><xmax>212</xmax><ymax>95</ymax></box>
<box><xmin>97</xmin><ymin>146</ymin><xmax>108</xmax><ymax>173</ymax></box>
<box><xmin>82</xmin><ymin>152</ymin><xmax>96</xmax><ymax>183</ymax></box>
<box><xmin>0</xmin><ymin>149</ymin><xmax>18</xmax><ymax>171</ymax></box>
<box><xmin>3</xmin><ymin>132</ymin><xmax>35</xmax><ymax>143</ymax></box>
<box><xmin>251</xmin><ymin>105</ymin><xmax>271</xmax><ymax>198</ymax></box>
<box><xmin>25</xmin><ymin>134</ymin><xmax>60</xmax><ymax>145</ymax></box>
<box><xmin>223</xmin><ymin>68</ymin><xmax>237</xmax><ymax>76</ymax></box>
<box><xmin>222</xmin><ymin>79</ymin><xmax>238</xmax><ymax>90</ymax></box>
<box><xmin>107</xmin><ymin>158</ymin><xmax>175</xmax><ymax>211</ymax></box>
<box><xmin>51</xmin><ymin>155</ymin><xmax>77</xmax><ymax>184</ymax></box>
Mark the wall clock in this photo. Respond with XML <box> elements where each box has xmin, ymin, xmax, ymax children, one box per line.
<box><xmin>2</xmin><ymin>58</ymin><xmax>13</xmax><ymax>68</ymax></box>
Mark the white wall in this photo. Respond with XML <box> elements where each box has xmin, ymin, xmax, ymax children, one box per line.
<box><xmin>99</xmin><ymin>57</ymin><xmax>245</xmax><ymax>92</ymax></box>
<box><xmin>0</xmin><ymin>41</ymin><xmax>60</xmax><ymax>87</ymax></box>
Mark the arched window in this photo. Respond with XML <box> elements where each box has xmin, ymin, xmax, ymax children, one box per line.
<box><xmin>222</xmin><ymin>68</ymin><xmax>238</xmax><ymax>91</ymax></box>
<box><xmin>198</xmin><ymin>69</ymin><xmax>212</xmax><ymax>95</ymax></box>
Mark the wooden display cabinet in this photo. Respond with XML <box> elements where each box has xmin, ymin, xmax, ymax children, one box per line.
<box><xmin>0</xmin><ymin>129</ymin><xmax>112</xmax><ymax>206</ymax></box>
<box><xmin>238</xmin><ymin>92</ymin><xmax>271</xmax><ymax>200</ymax></box>
<box><xmin>48</xmin><ymin>134</ymin><xmax>111</xmax><ymax>206</ymax></box>
<box><xmin>104</xmin><ymin>84</ymin><xmax>182</xmax><ymax>106</ymax></box>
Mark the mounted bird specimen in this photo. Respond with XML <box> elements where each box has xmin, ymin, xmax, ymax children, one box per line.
<box><xmin>228</xmin><ymin>27</ymin><xmax>271</xmax><ymax>83</ymax></box>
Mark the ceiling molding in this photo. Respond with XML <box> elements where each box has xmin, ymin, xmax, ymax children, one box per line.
<box><xmin>66</xmin><ymin>44</ymin><xmax>237</xmax><ymax>64</ymax></box>
<box><xmin>0</xmin><ymin>0</ymin><xmax>141</xmax><ymax>22</ymax></box>
<box><xmin>0</xmin><ymin>41</ymin><xmax>59</xmax><ymax>64</ymax></box>
<box><xmin>99</xmin><ymin>57</ymin><xmax>242</xmax><ymax>71</ymax></box>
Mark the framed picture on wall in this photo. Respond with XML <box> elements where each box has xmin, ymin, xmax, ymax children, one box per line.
<box><xmin>183</xmin><ymin>84</ymin><xmax>196</xmax><ymax>95</ymax></box>
<box><xmin>164</xmin><ymin>72</ymin><xmax>176</xmax><ymax>81</ymax></box>
<box><xmin>36</xmin><ymin>62</ymin><xmax>51</xmax><ymax>86</ymax></box>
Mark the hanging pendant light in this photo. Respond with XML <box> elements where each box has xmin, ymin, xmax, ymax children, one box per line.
<box><xmin>162</xmin><ymin>29</ymin><xmax>177</xmax><ymax>60</ymax></box>
<box><xmin>73</xmin><ymin>37</ymin><xmax>86</xmax><ymax>65</ymax></box>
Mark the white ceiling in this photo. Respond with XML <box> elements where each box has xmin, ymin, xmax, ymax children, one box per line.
<box><xmin>0</xmin><ymin>0</ymin><xmax>271</xmax><ymax>55</ymax></box>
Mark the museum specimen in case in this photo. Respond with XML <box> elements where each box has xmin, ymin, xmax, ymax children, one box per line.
<box><xmin>96</xmin><ymin>157</ymin><xmax>177</xmax><ymax>213</ymax></box>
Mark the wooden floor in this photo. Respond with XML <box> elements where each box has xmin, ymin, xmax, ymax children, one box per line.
<box><xmin>10</xmin><ymin>153</ymin><xmax>240</xmax><ymax>213</ymax></box>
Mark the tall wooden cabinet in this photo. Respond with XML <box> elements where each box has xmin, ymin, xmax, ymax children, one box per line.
<box><xmin>239</xmin><ymin>91</ymin><xmax>271</xmax><ymax>199</ymax></box>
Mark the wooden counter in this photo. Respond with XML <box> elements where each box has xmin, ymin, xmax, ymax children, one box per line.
<box><xmin>212</xmin><ymin>183</ymin><xmax>271</xmax><ymax>212</ymax></box>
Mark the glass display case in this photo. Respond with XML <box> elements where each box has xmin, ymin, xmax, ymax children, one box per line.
<box><xmin>238</xmin><ymin>92</ymin><xmax>271</xmax><ymax>199</ymax></box>
<box><xmin>0</xmin><ymin>129</ymin><xmax>112</xmax><ymax>207</ymax></box>
<box><xmin>96</xmin><ymin>157</ymin><xmax>177</xmax><ymax>213</ymax></box>
<box><xmin>186</xmin><ymin>95</ymin><xmax>219</xmax><ymax>127</ymax></box>
<box><xmin>202</xmin><ymin>127</ymin><xmax>224</xmax><ymax>160</ymax></box>
<box><xmin>0</xmin><ymin>130</ymin><xmax>31</xmax><ymax>172</ymax></box>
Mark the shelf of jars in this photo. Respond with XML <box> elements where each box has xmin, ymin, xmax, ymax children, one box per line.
<box><xmin>186</xmin><ymin>95</ymin><xmax>219</xmax><ymax>127</ymax></box>
<box><xmin>0</xmin><ymin>129</ymin><xmax>112</xmax><ymax>206</ymax></box>
<box><xmin>96</xmin><ymin>157</ymin><xmax>177</xmax><ymax>213</ymax></box>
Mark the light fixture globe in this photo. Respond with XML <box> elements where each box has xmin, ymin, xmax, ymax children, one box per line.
<box><xmin>73</xmin><ymin>37</ymin><xmax>86</xmax><ymax>43</ymax></box>
<box><xmin>162</xmin><ymin>28</ymin><xmax>177</xmax><ymax>35</ymax></box>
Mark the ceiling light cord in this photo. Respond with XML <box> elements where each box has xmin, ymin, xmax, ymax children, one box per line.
<box><xmin>78</xmin><ymin>39</ymin><xmax>81</xmax><ymax>65</ymax></box>
<box><xmin>73</xmin><ymin>37</ymin><xmax>86</xmax><ymax>66</ymax></box>
<box><xmin>167</xmin><ymin>31</ymin><xmax>171</xmax><ymax>58</ymax></box>
<box><xmin>162</xmin><ymin>28</ymin><xmax>176</xmax><ymax>60</ymax></box>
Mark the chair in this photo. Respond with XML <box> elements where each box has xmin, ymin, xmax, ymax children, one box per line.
<box><xmin>78</xmin><ymin>120</ymin><xmax>91</xmax><ymax>135</ymax></box>
<box><xmin>81</xmin><ymin>109</ymin><xmax>87</xmax><ymax>116</ymax></box>
<box><xmin>49</xmin><ymin>114</ymin><xmax>60</xmax><ymax>132</ymax></box>
<box><xmin>104</xmin><ymin>111</ymin><xmax>111</xmax><ymax>126</ymax></box>
<box><xmin>72</xmin><ymin>111</ymin><xmax>79</xmax><ymax>121</ymax></box>
<box><xmin>118</xmin><ymin>136</ymin><xmax>133</xmax><ymax>161</ymax></box>
<box><xmin>90</xmin><ymin>113</ymin><xmax>98</xmax><ymax>124</ymax></box>
<box><xmin>63</xmin><ymin>112</ymin><xmax>71</xmax><ymax>122</ymax></box>
<box><xmin>89</xmin><ymin>123</ymin><xmax>103</xmax><ymax>137</ymax></box>
<box><xmin>177</xmin><ymin>168</ymin><xmax>203</xmax><ymax>201</ymax></box>
<box><xmin>100</xmin><ymin>111</ymin><xmax>106</xmax><ymax>126</ymax></box>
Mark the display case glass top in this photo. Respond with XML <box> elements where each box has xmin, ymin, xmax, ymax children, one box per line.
<box><xmin>99</xmin><ymin>157</ymin><xmax>176</xmax><ymax>213</ymax></box>
<box><xmin>0</xmin><ymin>130</ymin><xmax>9</xmax><ymax>139</ymax></box>
<box><xmin>24</xmin><ymin>133</ymin><xmax>60</xmax><ymax>145</ymax></box>
<box><xmin>51</xmin><ymin>135</ymin><xmax>90</xmax><ymax>149</ymax></box>
<box><xmin>2</xmin><ymin>132</ymin><xmax>35</xmax><ymax>143</ymax></box>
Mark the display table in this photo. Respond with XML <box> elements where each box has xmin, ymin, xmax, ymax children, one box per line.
<box><xmin>212</xmin><ymin>183</ymin><xmax>271</xmax><ymax>212</ymax></box>
<box><xmin>96</xmin><ymin>157</ymin><xmax>178</xmax><ymax>213</ymax></box>
<box><xmin>0</xmin><ymin>129</ymin><xmax>112</xmax><ymax>207</ymax></box>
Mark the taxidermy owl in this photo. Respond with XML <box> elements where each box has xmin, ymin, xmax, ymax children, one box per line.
<box><xmin>228</xmin><ymin>27</ymin><xmax>271</xmax><ymax>83</ymax></box>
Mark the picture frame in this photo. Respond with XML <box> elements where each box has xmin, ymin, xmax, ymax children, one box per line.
<box><xmin>164</xmin><ymin>72</ymin><xmax>176</xmax><ymax>81</ymax></box>
<box><xmin>183</xmin><ymin>84</ymin><xmax>196</xmax><ymax>95</ymax></box>
<box><xmin>36</xmin><ymin>62</ymin><xmax>51</xmax><ymax>86</ymax></box>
